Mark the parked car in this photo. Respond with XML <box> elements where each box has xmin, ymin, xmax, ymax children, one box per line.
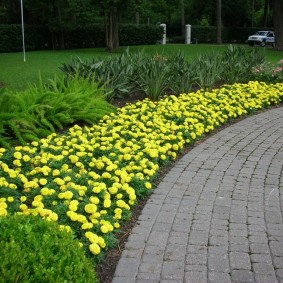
<box><xmin>247</xmin><ymin>31</ymin><xmax>275</xmax><ymax>47</ymax></box>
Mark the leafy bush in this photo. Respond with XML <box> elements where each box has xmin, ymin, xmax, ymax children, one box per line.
<box><xmin>190</xmin><ymin>51</ymin><xmax>224</xmax><ymax>90</ymax></box>
<box><xmin>60</xmin><ymin>45</ymin><xmax>272</xmax><ymax>102</ymax></box>
<box><xmin>0</xmin><ymin>75</ymin><xmax>115</xmax><ymax>147</ymax></box>
<box><xmin>221</xmin><ymin>44</ymin><xmax>265</xmax><ymax>84</ymax></box>
<box><xmin>0</xmin><ymin>214</ymin><xmax>97</xmax><ymax>283</ymax></box>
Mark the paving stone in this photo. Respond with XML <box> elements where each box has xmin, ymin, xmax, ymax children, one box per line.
<box><xmin>231</xmin><ymin>270</ymin><xmax>255</xmax><ymax>283</ymax></box>
<box><xmin>186</xmin><ymin>253</ymin><xmax>207</xmax><ymax>265</ymax></box>
<box><xmin>208</xmin><ymin>253</ymin><xmax>230</xmax><ymax>273</ymax></box>
<box><xmin>274</xmin><ymin>257</ymin><xmax>283</xmax><ymax>269</ymax></box>
<box><xmin>230</xmin><ymin>252</ymin><xmax>251</xmax><ymax>270</ymax></box>
<box><xmin>250</xmin><ymin>253</ymin><xmax>272</xmax><ymax>264</ymax></box>
<box><xmin>161</xmin><ymin>261</ymin><xmax>184</xmax><ymax>280</ymax></box>
<box><xmin>112</xmin><ymin>277</ymin><xmax>136</xmax><ymax>283</ymax></box>
<box><xmin>139</xmin><ymin>262</ymin><xmax>162</xmax><ymax>274</ymax></box>
<box><xmin>184</xmin><ymin>271</ymin><xmax>207</xmax><ymax>283</ymax></box>
<box><xmin>254</xmin><ymin>274</ymin><xmax>278</xmax><ymax>283</ymax></box>
<box><xmin>252</xmin><ymin>262</ymin><xmax>275</xmax><ymax>274</ymax></box>
<box><xmin>208</xmin><ymin>271</ymin><xmax>231</xmax><ymax>283</ymax></box>
<box><xmin>114</xmin><ymin>258</ymin><xmax>141</xmax><ymax>277</ymax></box>
<box><xmin>270</xmin><ymin>241</ymin><xmax>283</xmax><ymax>257</ymax></box>
<box><xmin>250</xmin><ymin>243</ymin><xmax>270</xmax><ymax>254</ymax></box>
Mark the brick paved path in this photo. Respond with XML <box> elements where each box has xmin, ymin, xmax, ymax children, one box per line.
<box><xmin>112</xmin><ymin>107</ymin><xmax>283</xmax><ymax>283</ymax></box>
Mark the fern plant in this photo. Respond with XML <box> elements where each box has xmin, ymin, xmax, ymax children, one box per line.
<box><xmin>0</xmin><ymin>75</ymin><xmax>115</xmax><ymax>147</ymax></box>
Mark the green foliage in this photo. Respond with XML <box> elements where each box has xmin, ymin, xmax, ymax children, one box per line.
<box><xmin>168</xmin><ymin>51</ymin><xmax>197</xmax><ymax>94</ymax></box>
<box><xmin>221</xmin><ymin>44</ymin><xmax>266</xmax><ymax>84</ymax></box>
<box><xmin>190</xmin><ymin>51</ymin><xmax>224</xmax><ymax>90</ymax></box>
<box><xmin>0</xmin><ymin>75</ymin><xmax>116</xmax><ymax>147</ymax></box>
<box><xmin>0</xmin><ymin>214</ymin><xmax>97</xmax><ymax>283</ymax></box>
<box><xmin>137</xmin><ymin>53</ymin><xmax>171</xmax><ymax>101</ymax></box>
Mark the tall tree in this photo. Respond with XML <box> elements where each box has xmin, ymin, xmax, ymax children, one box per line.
<box><xmin>94</xmin><ymin>0</ymin><xmax>133</xmax><ymax>52</ymax></box>
<box><xmin>271</xmin><ymin>0</ymin><xmax>283</xmax><ymax>50</ymax></box>
<box><xmin>180</xmin><ymin>0</ymin><xmax>185</xmax><ymax>35</ymax></box>
<box><xmin>216</xmin><ymin>0</ymin><xmax>222</xmax><ymax>44</ymax></box>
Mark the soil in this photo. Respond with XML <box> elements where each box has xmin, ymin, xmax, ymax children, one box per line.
<box><xmin>95</xmin><ymin>92</ymin><xmax>283</xmax><ymax>283</ymax></box>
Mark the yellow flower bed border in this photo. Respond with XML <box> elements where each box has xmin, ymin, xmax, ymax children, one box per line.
<box><xmin>0</xmin><ymin>81</ymin><xmax>282</xmax><ymax>262</ymax></box>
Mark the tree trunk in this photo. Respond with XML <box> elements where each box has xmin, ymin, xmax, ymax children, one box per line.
<box><xmin>180</xmin><ymin>0</ymin><xmax>185</xmax><ymax>36</ymax></box>
<box><xmin>113</xmin><ymin>12</ymin><xmax>119</xmax><ymax>49</ymax></box>
<box><xmin>272</xmin><ymin>0</ymin><xmax>283</xmax><ymax>50</ymax></box>
<box><xmin>56</xmin><ymin>6</ymin><xmax>65</xmax><ymax>50</ymax></box>
<box><xmin>262</xmin><ymin>0</ymin><xmax>269</xmax><ymax>27</ymax></box>
<box><xmin>135</xmin><ymin>11</ymin><xmax>140</xmax><ymax>26</ymax></box>
<box><xmin>216</xmin><ymin>0</ymin><xmax>222</xmax><ymax>44</ymax></box>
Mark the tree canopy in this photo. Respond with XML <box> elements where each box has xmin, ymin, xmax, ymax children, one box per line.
<box><xmin>0</xmin><ymin>0</ymin><xmax>282</xmax><ymax>50</ymax></box>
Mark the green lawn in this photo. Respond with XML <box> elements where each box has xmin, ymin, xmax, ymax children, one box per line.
<box><xmin>1</xmin><ymin>44</ymin><xmax>282</xmax><ymax>90</ymax></box>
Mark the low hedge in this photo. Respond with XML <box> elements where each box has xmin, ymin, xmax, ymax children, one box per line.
<box><xmin>0</xmin><ymin>24</ymin><xmax>163</xmax><ymax>52</ymax></box>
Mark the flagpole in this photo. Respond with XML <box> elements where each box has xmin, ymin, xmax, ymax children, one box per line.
<box><xmin>20</xmin><ymin>0</ymin><xmax>26</xmax><ymax>62</ymax></box>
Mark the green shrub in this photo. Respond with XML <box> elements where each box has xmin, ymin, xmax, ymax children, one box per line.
<box><xmin>119</xmin><ymin>24</ymin><xmax>163</xmax><ymax>45</ymax></box>
<box><xmin>0</xmin><ymin>75</ymin><xmax>115</xmax><ymax>147</ymax></box>
<box><xmin>221</xmin><ymin>44</ymin><xmax>266</xmax><ymax>84</ymax></box>
<box><xmin>0</xmin><ymin>24</ymin><xmax>163</xmax><ymax>52</ymax></box>
<box><xmin>0</xmin><ymin>214</ymin><xmax>97</xmax><ymax>283</ymax></box>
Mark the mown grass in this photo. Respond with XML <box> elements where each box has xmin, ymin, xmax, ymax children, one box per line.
<box><xmin>0</xmin><ymin>44</ymin><xmax>282</xmax><ymax>90</ymax></box>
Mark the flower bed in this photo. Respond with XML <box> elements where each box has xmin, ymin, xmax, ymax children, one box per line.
<box><xmin>0</xmin><ymin>81</ymin><xmax>282</xmax><ymax>263</ymax></box>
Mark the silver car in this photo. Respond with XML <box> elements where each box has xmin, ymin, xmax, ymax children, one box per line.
<box><xmin>247</xmin><ymin>31</ymin><xmax>275</xmax><ymax>47</ymax></box>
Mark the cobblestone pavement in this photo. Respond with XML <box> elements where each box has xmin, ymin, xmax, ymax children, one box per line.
<box><xmin>112</xmin><ymin>107</ymin><xmax>283</xmax><ymax>283</ymax></box>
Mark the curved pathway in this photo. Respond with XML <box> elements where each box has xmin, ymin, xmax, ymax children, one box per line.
<box><xmin>112</xmin><ymin>107</ymin><xmax>283</xmax><ymax>283</ymax></box>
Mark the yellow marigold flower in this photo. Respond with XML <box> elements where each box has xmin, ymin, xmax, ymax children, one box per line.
<box><xmin>89</xmin><ymin>196</ymin><xmax>100</xmax><ymax>204</ymax></box>
<box><xmin>116</xmin><ymin>199</ymin><xmax>126</xmax><ymax>208</ymax></box>
<box><xmin>13</xmin><ymin>151</ymin><xmax>22</xmax><ymax>159</ymax></box>
<box><xmin>98</xmin><ymin>237</ymin><xmax>106</xmax><ymax>248</ymax></box>
<box><xmin>19</xmin><ymin>204</ymin><xmax>28</xmax><ymax>211</ymax></box>
<box><xmin>39</xmin><ymin>178</ymin><xmax>47</xmax><ymax>186</ymax></box>
<box><xmin>20</xmin><ymin>196</ymin><xmax>27</xmax><ymax>202</ymax></box>
<box><xmin>0</xmin><ymin>208</ymin><xmax>8</xmax><ymax>216</ymax></box>
<box><xmin>100</xmin><ymin>225</ymin><xmax>109</xmax><ymax>234</ymax></box>
<box><xmin>89</xmin><ymin>243</ymin><xmax>101</xmax><ymax>255</ymax></box>
<box><xmin>0</xmin><ymin>202</ymin><xmax>7</xmax><ymax>209</ymax></box>
<box><xmin>7</xmin><ymin>196</ymin><xmax>14</xmax><ymax>202</ymax></box>
<box><xmin>13</xmin><ymin>160</ymin><xmax>21</xmax><ymax>167</ymax></box>
<box><xmin>52</xmin><ymin>169</ymin><xmax>60</xmax><ymax>177</ymax></box>
<box><xmin>22</xmin><ymin>155</ymin><xmax>30</xmax><ymax>162</ymax></box>
<box><xmin>84</xmin><ymin>203</ymin><xmax>97</xmax><ymax>214</ymax></box>
<box><xmin>81</xmin><ymin>222</ymin><xmax>94</xmax><ymax>230</ymax></box>
<box><xmin>9</xmin><ymin>183</ymin><xmax>17</xmax><ymax>189</ymax></box>
<box><xmin>103</xmin><ymin>199</ymin><xmax>111</xmax><ymax>208</ymax></box>
<box><xmin>114</xmin><ymin>222</ymin><xmax>120</xmax><ymax>229</ymax></box>
<box><xmin>145</xmin><ymin>182</ymin><xmax>152</xmax><ymax>189</ymax></box>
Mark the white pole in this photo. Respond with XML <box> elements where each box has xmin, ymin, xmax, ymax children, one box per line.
<box><xmin>20</xmin><ymin>0</ymin><xmax>26</xmax><ymax>62</ymax></box>
<box><xmin>185</xmin><ymin>24</ymin><xmax>191</xmax><ymax>44</ymax></box>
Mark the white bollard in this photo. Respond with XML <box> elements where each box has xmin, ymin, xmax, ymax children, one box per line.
<box><xmin>185</xmin><ymin>24</ymin><xmax>191</xmax><ymax>44</ymax></box>
<box><xmin>160</xmin><ymin>23</ymin><xmax>166</xmax><ymax>44</ymax></box>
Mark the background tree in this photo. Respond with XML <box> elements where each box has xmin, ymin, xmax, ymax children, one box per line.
<box><xmin>271</xmin><ymin>0</ymin><xmax>283</xmax><ymax>50</ymax></box>
<box><xmin>216</xmin><ymin>0</ymin><xmax>222</xmax><ymax>44</ymax></box>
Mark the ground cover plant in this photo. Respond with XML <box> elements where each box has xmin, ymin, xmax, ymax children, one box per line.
<box><xmin>0</xmin><ymin>81</ymin><xmax>283</xmax><ymax>282</ymax></box>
